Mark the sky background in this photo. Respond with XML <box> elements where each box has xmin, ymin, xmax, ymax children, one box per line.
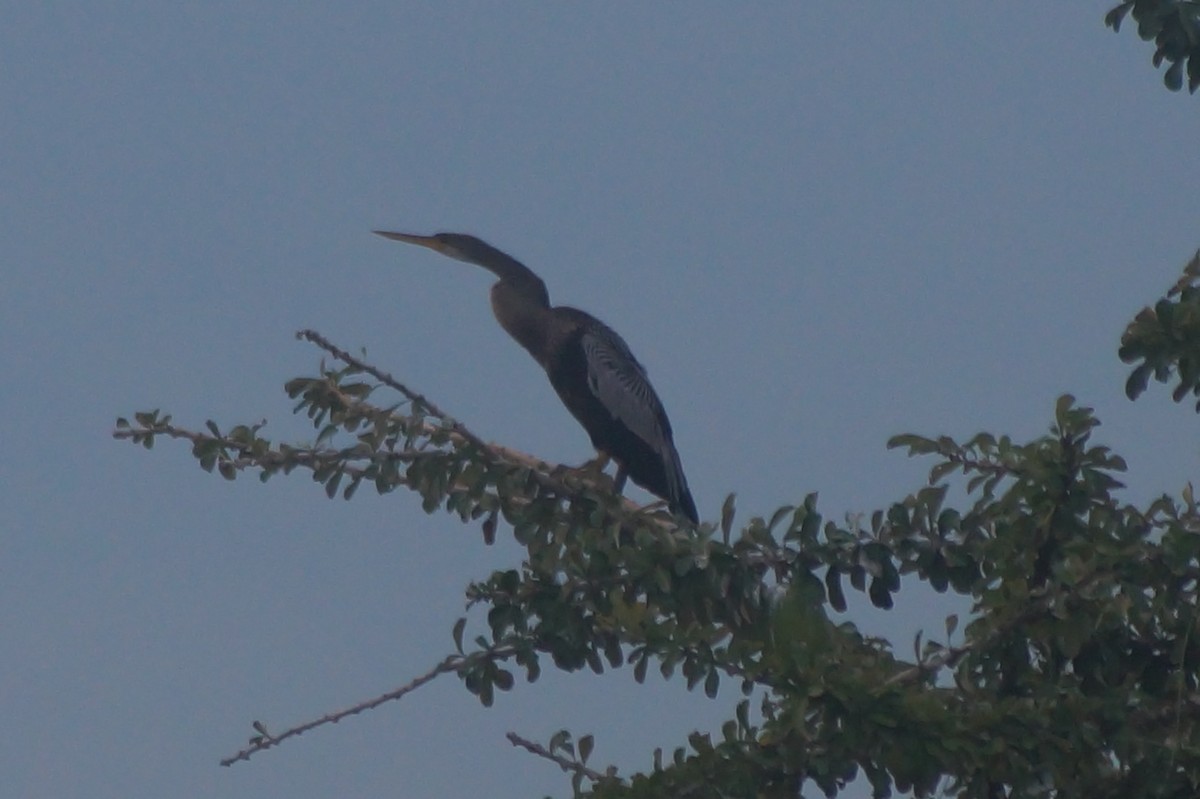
<box><xmin>3</xmin><ymin>4</ymin><xmax>1198</xmax><ymax>798</ymax></box>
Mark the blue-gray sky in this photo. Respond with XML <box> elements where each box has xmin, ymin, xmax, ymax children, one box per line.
<box><xmin>4</xmin><ymin>5</ymin><xmax>1197</xmax><ymax>798</ymax></box>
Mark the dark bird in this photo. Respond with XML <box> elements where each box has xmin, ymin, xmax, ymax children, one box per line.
<box><xmin>374</xmin><ymin>230</ymin><xmax>699</xmax><ymax>523</ymax></box>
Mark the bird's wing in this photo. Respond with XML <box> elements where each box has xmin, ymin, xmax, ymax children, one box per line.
<box><xmin>580</xmin><ymin>325</ymin><xmax>672</xmax><ymax>449</ymax></box>
<box><xmin>580</xmin><ymin>321</ymin><xmax>694</xmax><ymax>519</ymax></box>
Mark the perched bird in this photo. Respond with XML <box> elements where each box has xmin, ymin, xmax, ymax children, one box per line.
<box><xmin>374</xmin><ymin>230</ymin><xmax>699</xmax><ymax>523</ymax></box>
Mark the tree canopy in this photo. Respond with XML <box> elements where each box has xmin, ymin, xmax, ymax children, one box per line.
<box><xmin>115</xmin><ymin>253</ymin><xmax>1200</xmax><ymax>797</ymax></box>
<box><xmin>1106</xmin><ymin>1</ymin><xmax>1200</xmax><ymax>93</ymax></box>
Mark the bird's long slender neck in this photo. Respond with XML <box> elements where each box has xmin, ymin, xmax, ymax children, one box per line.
<box><xmin>489</xmin><ymin>277</ymin><xmax>557</xmax><ymax>367</ymax></box>
<box><xmin>467</xmin><ymin>242</ymin><xmax>545</xmax><ymax>291</ymax></box>
<box><xmin>455</xmin><ymin>239</ymin><xmax>560</xmax><ymax>367</ymax></box>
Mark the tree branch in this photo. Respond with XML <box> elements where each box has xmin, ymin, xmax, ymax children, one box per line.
<box><xmin>505</xmin><ymin>730</ymin><xmax>612</xmax><ymax>784</ymax></box>
<box><xmin>220</xmin><ymin>646</ymin><xmax>517</xmax><ymax>766</ymax></box>
<box><xmin>296</xmin><ymin>328</ymin><xmax>496</xmax><ymax>455</ymax></box>
<box><xmin>295</xmin><ymin>328</ymin><xmax>672</xmax><ymax>520</ymax></box>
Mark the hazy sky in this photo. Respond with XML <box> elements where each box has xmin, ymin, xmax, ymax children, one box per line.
<box><xmin>4</xmin><ymin>5</ymin><xmax>1198</xmax><ymax>798</ymax></box>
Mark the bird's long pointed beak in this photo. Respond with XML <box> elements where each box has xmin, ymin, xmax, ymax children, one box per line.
<box><xmin>372</xmin><ymin>230</ymin><xmax>444</xmax><ymax>253</ymax></box>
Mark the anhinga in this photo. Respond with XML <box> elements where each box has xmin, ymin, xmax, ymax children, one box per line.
<box><xmin>374</xmin><ymin>230</ymin><xmax>699</xmax><ymax>523</ymax></box>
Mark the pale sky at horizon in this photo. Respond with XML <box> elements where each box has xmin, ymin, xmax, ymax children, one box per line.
<box><xmin>4</xmin><ymin>5</ymin><xmax>1199</xmax><ymax>798</ymax></box>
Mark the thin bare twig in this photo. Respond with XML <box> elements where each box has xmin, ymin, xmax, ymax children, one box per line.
<box><xmin>112</xmin><ymin>422</ymin><xmax>393</xmax><ymax>472</ymax></box>
<box><xmin>111</xmin><ymin>416</ymin><xmax>556</xmax><ymax>485</ymax></box>
<box><xmin>220</xmin><ymin>646</ymin><xmax>517</xmax><ymax>766</ymax></box>
<box><xmin>297</xmin><ymin>328</ymin><xmax>494</xmax><ymax>456</ymax></box>
<box><xmin>505</xmin><ymin>731</ymin><xmax>612</xmax><ymax>784</ymax></box>
<box><xmin>112</xmin><ymin>413</ymin><xmax>655</xmax><ymax>525</ymax></box>
<box><xmin>884</xmin><ymin>643</ymin><xmax>969</xmax><ymax>687</ymax></box>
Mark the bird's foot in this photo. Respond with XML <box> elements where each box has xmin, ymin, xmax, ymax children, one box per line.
<box><xmin>564</xmin><ymin>454</ymin><xmax>631</xmax><ymax>499</ymax></box>
<box><xmin>632</xmin><ymin>499</ymin><xmax>670</xmax><ymax>517</ymax></box>
<box><xmin>572</xmin><ymin>452</ymin><xmax>612</xmax><ymax>478</ymax></box>
<box><xmin>552</xmin><ymin>453</ymin><xmax>611</xmax><ymax>492</ymax></box>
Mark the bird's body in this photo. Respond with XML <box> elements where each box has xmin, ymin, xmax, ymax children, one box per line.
<box><xmin>374</xmin><ymin>230</ymin><xmax>698</xmax><ymax>523</ymax></box>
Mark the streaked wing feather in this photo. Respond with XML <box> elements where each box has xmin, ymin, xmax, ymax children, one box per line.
<box><xmin>579</xmin><ymin>320</ymin><xmax>693</xmax><ymax>520</ymax></box>
<box><xmin>580</xmin><ymin>327</ymin><xmax>668</xmax><ymax>449</ymax></box>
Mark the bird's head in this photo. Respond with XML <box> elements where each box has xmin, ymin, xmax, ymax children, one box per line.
<box><xmin>372</xmin><ymin>230</ymin><xmax>494</xmax><ymax>266</ymax></box>
<box><xmin>373</xmin><ymin>229</ymin><xmax>543</xmax><ymax>297</ymax></box>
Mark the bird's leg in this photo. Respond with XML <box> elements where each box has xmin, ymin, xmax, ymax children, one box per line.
<box><xmin>570</xmin><ymin>452</ymin><xmax>627</xmax><ymax>497</ymax></box>
<box><xmin>613</xmin><ymin>464</ymin><xmax>628</xmax><ymax>495</ymax></box>
<box><xmin>633</xmin><ymin>499</ymin><xmax>671</xmax><ymax>517</ymax></box>
<box><xmin>570</xmin><ymin>452</ymin><xmax>629</xmax><ymax>501</ymax></box>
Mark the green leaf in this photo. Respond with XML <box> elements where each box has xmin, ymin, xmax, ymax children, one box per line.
<box><xmin>825</xmin><ymin>567</ymin><xmax>847</xmax><ymax>613</ymax></box>
<box><xmin>1125</xmin><ymin>363</ymin><xmax>1151</xmax><ymax>400</ymax></box>
<box><xmin>720</xmin><ymin>493</ymin><xmax>736</xmax><ymax>545</ymax></box>
<box><xmin>452</xmin><ymin>618</ymin><xmax>466</xmax><ymax>654</ymax></box>
<box><xmin>284</xmin><ymin>378</ymin><xmax>313</xmax><ymax>398</ymax></box>
<box><xmin>633</xmin><ymin>652</ymin><xmax>648</xmax><ymax>684</ymax></box>
<box><xmin>927</xmin><ymin>552</ymin><xmax>949</xmax><ymax>593</ymax></box>
<box><xmin>869</xmin><ymin>577</ymin><xmax>893</xmax><ymax>609</ymax></box>
<box><xmin>887</xmin><ymin>433</ymin><xmax>934</xmax><ymax>454</ymax></box>
<box><xmin>766</xmin><ymin>505</ymin><xmax>792</xmax><ymax>533</ymax></box>
<box><xmin>1165</xmin><ymin>58</ymin><xmax>1184</xmax><ymax>92</ymax></box>
<box><xmin>799</xmin><ymin>503</ymin><xmax>820</xmax><ymax>542</ymax></box>
<box><xmin>549</xmin><ymin>729</ymin><xmax>571</xmax><ymax>755</ymax></box>
<box><xmin>1155</xmin><ymin>297</ymin><xmax>1175</xmax><ymax>327</ymax></box>
<box><xmin>316</xmin><ymin>423</ymin><xmax>338</xmax><ymax>446</ymax></box>
<box><xmin>134</xmin><ymin>409</ymin><xmax>160</xmax><ymax>427</ymax></box>
<box><xmin>1054</xmin><ymin>394</ymin><xmax>1076</xmax><ymax>426</ymax></box>
<box><xmin>1104</xmin><ymin>1</ymin><xmax>1132</xmax><ymax>32</ymax></box>
<box><xmin>325</xmin><ymin>470</ymin><xmax>342</xmax><ymax>499</ymax></box>
<box><xmin>340</xmin><ymin>381</ymin><xmax>373</xmax><ymax>399</ymax></box>
<box><xmin>929</xmin><ymin>460</ymin><xmax>958</xmax><ymax>484</ymax></box>
<box><xmin>578</xmin><ymin>734</ymin><xmax>594</xmax><ymax>764</ymax></box>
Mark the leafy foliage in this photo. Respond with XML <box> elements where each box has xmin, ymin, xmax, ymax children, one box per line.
<box><xmin>1121</xmin><ymin>250</ymin><xmax>1200</xmax><ymax>409</ymax></box>
<box><xmin>115</xmin><ymin>302</ymin><xmax>1200</xmax><ymax>797</ymax></box>
<box><xmin>1106</xmin><ymin>1</ymin><xmax>1200</xmax><ymax>93</ymax></box>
